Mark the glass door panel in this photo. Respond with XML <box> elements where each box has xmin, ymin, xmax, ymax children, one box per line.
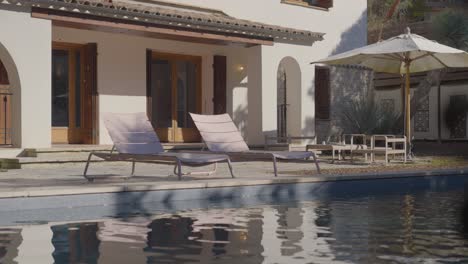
<box><xmin>151</xmin><ymin>59</ymin><xmax>173</xmax><ymax>142</ymax></box>
<box><xmin>150</xmin><ymin>52</ymin><xmax>201</xmax><ymax>143</ymax></box>
<box><xmin>151</xmin><ymin>60</ymin><xmax>172</xmax><ymax>128</ymax></box>
<box><xmin>52</xmin><ymin>50</ymin><xmax>69</xmax><ymax>127</ymax></box>
<box><xmin>51</xmin><ymin>44</ymin><xmax>85</xmax><ymax>144</ymax></box>
<box><xmin>176</xmin><ymin>60</ymin><xmax>197</xmax><ymax>129</ymax></box>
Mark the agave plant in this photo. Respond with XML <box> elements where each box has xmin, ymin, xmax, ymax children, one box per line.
<box><xmin>340</xmin><ymin>96</ymin><xmax>401</xmax><ymax>135</ymax></box>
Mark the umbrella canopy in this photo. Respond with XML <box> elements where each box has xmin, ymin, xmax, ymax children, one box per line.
<box><xmin>313</xmin><ymin>28</ymin><xmax>468</xmax><ymax>155</ymax></box>
<box><xmin>315</xmin><ymin>28</ymin><xmax>468</xmax><ymax>74</ymax></box>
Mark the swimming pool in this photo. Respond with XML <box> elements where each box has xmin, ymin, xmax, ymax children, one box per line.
<box><xmin>0</xmin><ymin>175</ymin><xmax>467</xmax><ymax>263</ymax></box>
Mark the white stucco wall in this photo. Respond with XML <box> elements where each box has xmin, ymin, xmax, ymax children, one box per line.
<box><xmin>2</xmin><ymin>0</ymin><xmax>367</xmax><ymax>147</ymax></box>
<box><xmin>179</xmin><ymin>0</ymin><xmax>367</xmax><ymax>143</ymax></box>
<box><xmin>53</xmin><ymin>27</ymin><xmax>256</xmax><ymax>144</ymax></box>
<box><xmin>0</xmin><ymin>10</ymin><xmax>51</xmax><ymax>148</ymax></box>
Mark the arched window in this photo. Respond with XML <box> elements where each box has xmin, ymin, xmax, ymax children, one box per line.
<box><xmin>0</xmin><ymin>60</ymin><xmax>9</xmax><ymax>85</ymax></box>
<box><xmin>277</xmin><ymin>57</ymin><xmax>302</xmax><ymax>140</ymax></box>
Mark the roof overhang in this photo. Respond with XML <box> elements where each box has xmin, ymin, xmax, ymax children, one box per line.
<box><xmin>1</xmin><ymin>0</ymin><xmax>325</xmax><ymax>47</ymax></box>
<box><xmin>31</xmin><ymin>7</ymin><xmax>273</xmax><ymax>46</ymax></box>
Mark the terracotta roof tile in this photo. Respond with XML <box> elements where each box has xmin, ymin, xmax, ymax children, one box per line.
<box><xmin>1</xmin><ymin>0</ymin><xmax>324</xmax><ymax>45</ymax></box>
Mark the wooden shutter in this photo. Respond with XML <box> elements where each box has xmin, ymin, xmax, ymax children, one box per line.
<box><xmin>317</xmin><ymin>0</ymin><xmax>333</xmax><ymax>8</ymax></box>
<box><xmin>83</xmin><ymin>43</ymin><xmax>99</xmax><ymax>144</ymax></box>
<box><xmin>213</xmin><ymin>55</ymin><xmax>227</xmax><ymax>114</ymax></box>
<box><xmin>0</xmin><ymin>60</ymin><xmax>8</xmax><ymax>85</ymax></box>
<box><xmin>146</xmin><ymin>49</ymin><xmax>153</xmax><ymax>121</ymax></box>
<box><xmin>315</xmin><ymin>67</ymin><xmax>330</xmax><ymax>120</ymax></box>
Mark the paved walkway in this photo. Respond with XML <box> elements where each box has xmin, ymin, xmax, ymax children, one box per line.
<box><xmin>3</xmin><ymin>141</ymin><xmax>464</xmax><ymax>198</ymax></box>
<box><xmin>0</xmin><ymin>158</ymin><xmax>375</xmax><ymax>197</ymax></box>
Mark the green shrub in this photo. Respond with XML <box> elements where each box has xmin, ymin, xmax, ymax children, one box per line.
<box><xmin>445</xmin><ymin>96</ymin><xmax>468</xmax><ymax>132</ymax></box>
<box><xmin>340</xmin><ymin>96</ymin><xmax>401</xmax><ymax>135</ymax></box>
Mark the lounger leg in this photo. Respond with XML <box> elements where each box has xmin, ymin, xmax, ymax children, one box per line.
<box><xmin>385</xmin><ymin>153</ymin><xmax>388</xmax><ymax>166</ymax></box>
<box><xmin>83</xmin><ymin>152</ymin><xmax>94</xmax><ymax>182</ymax></box>
<box><xmin>312</xmin><ymin>153</ymin><xmax>321</xmax><ymax>174</ymax></box>
<box><xmin>332</xmin><ymin>150</ymin><xmax>335</xmax><ymax>163</ymax></box>
<box><xmin>176</xmin><ymin>160</ymin><xmax>183</xmax><ymax>181</ymax></box>
<box><xmin>227</xmin><ymin>158</ymin><xmax>235</xmax><ymax>178</ymax></box>
<box><xmin>273</xmin><ymin>156</ymin><xmax>278</xmax><ymax>177</ymax></box>
<box><xmin>131</xmin><ymin>161</ymin><xmax>136</xmax><ymax>176</ymax></box>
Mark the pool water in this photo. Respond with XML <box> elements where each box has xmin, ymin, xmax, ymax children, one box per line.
<box><xmin>0</xmin><ymin>188</ymin><xmax>467</xmax><ymax>263</ymax></box>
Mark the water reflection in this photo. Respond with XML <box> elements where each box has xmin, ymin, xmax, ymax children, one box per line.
<box><xmin>51</xmin><ymin>223</ymin><xmax>100</xmax><ymax>264</ymax></box>
<box><xmin>1</xmin><ymin>190</ymin><xmax>467</xmax><ymax>264</ymax></box>
<box><xmin>0</xmin><ymin>228</ymin><xmax>21</xmax><ymax>264</ymax></box>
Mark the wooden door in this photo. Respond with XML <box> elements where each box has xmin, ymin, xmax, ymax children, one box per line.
<box><xmin>147</xmin><ymin>51</ymin><xmax>202</xmax><ymax>142</ymax></box>
<box><xmin>52</xmin><ymin>42</ymin><xmax>97</xmax><ymax>144</ymax></box>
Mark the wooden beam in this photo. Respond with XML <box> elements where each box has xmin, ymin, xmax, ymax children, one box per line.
<box><xmin>31</xmin><ymin>8</ymin><xmax>274</xmax><ymax>47</ymax></box>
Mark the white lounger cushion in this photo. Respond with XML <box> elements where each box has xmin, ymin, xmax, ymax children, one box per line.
<box><xmin>102</xmin><ymin>112</ymin><xmax>230</xmax><ymax>164</ymax></box>
<box><xmin>103</xmin><ymin>112</ymin><xmax>165</xmax><ymax>154</ymax></box>
<box><xmin>190</xmin><ymin>113</ymin><xmax>313</xmax><ymax>160</ymax></box>
<box><xmin>190</xmin><ymin>113</ymin><xmax>249</xmax><ymax>152</ymax></box>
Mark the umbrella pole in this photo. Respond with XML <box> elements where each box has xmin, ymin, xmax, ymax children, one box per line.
<box><xmin>405</xmin><ymin>62</ymin><xmax>412</xmax><ymax>158</ymax></box>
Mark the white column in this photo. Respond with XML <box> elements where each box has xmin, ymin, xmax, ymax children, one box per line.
<box><xmin>260</xmin><ymin>207</ymin><xmax>282</xmax><ymax>263</ymax></box>
<box><xmin>15</xmin><ymin>225</ymin><xmax>54</xmax><ymax>264</ymax></box>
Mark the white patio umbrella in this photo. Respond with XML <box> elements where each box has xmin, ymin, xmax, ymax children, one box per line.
<box><xmin>313</xmin><ymin>28</ymin><xmax>468</xmax><ymax>154</ymax></box>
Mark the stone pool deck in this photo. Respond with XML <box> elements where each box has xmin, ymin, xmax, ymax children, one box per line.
<box><xmin>0</xmin><ymin>157</ymin><xmax>466</xmax><ymax>199</ymax></box>
<box><xmin>0</xmin><ymin>155</ymin><xmax>467</xmax><ymax>226</ymax></box>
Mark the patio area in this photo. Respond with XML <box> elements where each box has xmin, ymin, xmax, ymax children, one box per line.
<box><xmin>0</xmin><ymin>141</ymin><xmax>467</xmax><ymax>199</ymax></box>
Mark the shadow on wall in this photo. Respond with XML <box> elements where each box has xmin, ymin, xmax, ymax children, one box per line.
<box><xmin>303</xmin><ymin>9</ymin><xmax>368</xmax><ymax>138</ymax></box>
<box><xmin>330</xmin><ymin>66</ymin><xmax>374</xmax><ymax>133</ymax></box>
<box><xmin>233</xmin><ymin>104</ymin><xmax>248</xmax><ymax>139</ymax></box>
<box><xmin>228</xmin><ymin>57</ymin><xmax>249</xmax><ymax>138</ymax></box>
<box><xmin>331</xmin><ymin>9</ymin><xmax>368</xmax><ymax>56</ymax></box>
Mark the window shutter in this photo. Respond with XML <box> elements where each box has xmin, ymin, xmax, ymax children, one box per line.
<box><xmin>83</xmin><ymin>43</ymin><xmax>99</xmax><ymax>144</ymax></box>
<box><xmin>317</xmin><ymin>0</ymin><xmax>333</xmax><ymax>8</ymax></box>
<box><xmin>213</xmin><ymin>55</ymin><xmax>227</xmax><ymax>114</ymax></box>
<box><xmin>315</xmin><ymin>67</ymin><xmax>330</xmax><ymax>120</ymax></box>
<box><xmin>146</xmin><ymin>49</ymin><xmax>153</xmax><ymax>121</ymax></box>
<box><xmin>283</xmin><ymin>0</ymin><xmax>333</xmax><ymax>9</ymax></box>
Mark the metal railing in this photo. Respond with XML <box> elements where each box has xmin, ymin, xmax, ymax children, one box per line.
<box><xmin>277</xmin><ymin>104</ymin><xmax>288</xmax><ymax>142</ymax></box>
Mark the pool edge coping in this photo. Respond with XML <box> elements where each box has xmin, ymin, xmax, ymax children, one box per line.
<box><xmin>1</xmin><ymin>167</ymin><xmax>467</xmax><ymax>199</ymax></box>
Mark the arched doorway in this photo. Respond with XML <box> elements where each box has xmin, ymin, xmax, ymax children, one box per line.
<box><xmin>277</xmin><ymin>57</ymin><xmax>302</xmax><ymax>141</ymax></box>
<box><xmin>0</xmin><ymin>59</ymin><xmax>12</xmax><ymax>146</ymax></box>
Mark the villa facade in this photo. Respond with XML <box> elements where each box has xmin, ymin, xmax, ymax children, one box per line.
<box><xmin>0</xmin><ymin>0</ymin><xmax>367</xmax><ymax>149</ymax></box>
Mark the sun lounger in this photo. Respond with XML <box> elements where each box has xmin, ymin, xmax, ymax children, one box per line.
<box><xmin>83</xmin><ymin>112</ymin><xmax>234</xmax><ymax>182</ymax></box>
<box><xmin>189</xmin><ymin>113</ymin><xmax>320</xmax><ymax>176</ymax></box>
